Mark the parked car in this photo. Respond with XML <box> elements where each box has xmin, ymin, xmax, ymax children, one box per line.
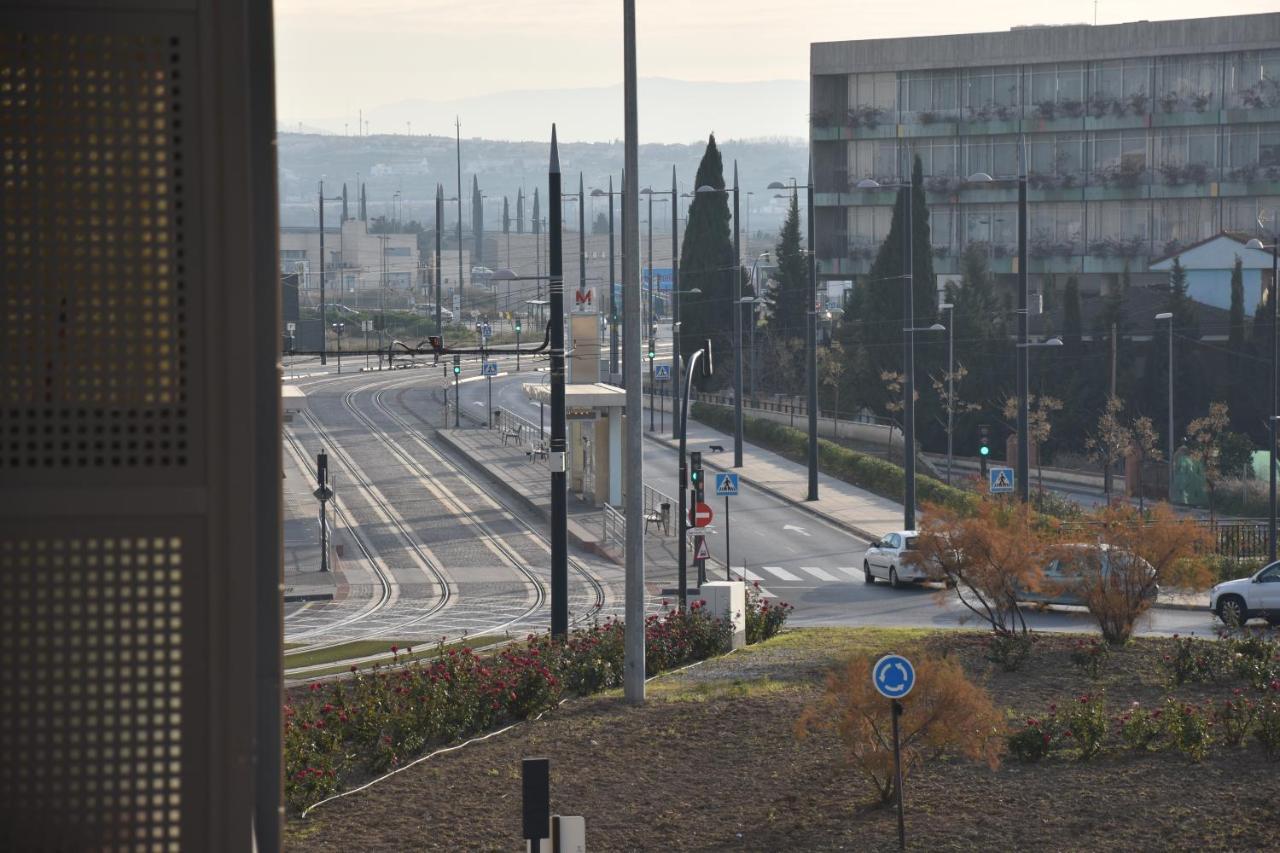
<box><xmin>1210</xmin><ymin>561</ymin><xmax>1280</xmax><ymax>626</ymax></box>
<box><xmin>863</xmin><ymin>531</ymin><xmax>927</xmax><ymax>588</ymax></box>
<box><xmin>415</xmin><ymin>303</ymin><xmax>454</xmax><ymax>322</ymax></box>
<box><xmin>1018</xmin><ymin>544</ymin><xmax>1157</xmax><ymax>607</ymax></box>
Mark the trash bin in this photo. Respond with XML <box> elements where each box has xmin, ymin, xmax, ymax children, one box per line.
<box><xmin>493</xmin><ymin>410</ymin><xmax>501</xmax><ymax>428</ymax></box>
<box><xmin>660</xmin><ymin>502</ymin><xmax>671</xmax><ymax>535</ymax></box>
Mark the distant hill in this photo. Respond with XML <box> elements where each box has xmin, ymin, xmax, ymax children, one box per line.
<box><xmin>280</xmin><ymin>77</ymin><xmax>809</xmax><ymax>144</ymax></box>
<box><xmin>278</xmin><ymin>131</ymin><xmax>809</xmax><ymax>237</ymax></box>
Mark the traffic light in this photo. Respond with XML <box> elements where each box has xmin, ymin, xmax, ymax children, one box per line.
<box><xmin>689</xmin><ymin>451</ymin><xmax>704</xmax><ymax>502</ymax></box>
<box><xmin>515</xmin><ymin>319</ymin><xmax>522</xmax><ymax>334</ymax></box>
<box><xmin>452</xmin><ymin>354</ymin><xmax>461</xmax><ymax>377</ymax></box>
<box><xmin>647</xmin><ymin>338</ymin><xmax>656</xmax><ymax>360</ymax></box>
<box><xmin>978</xmin><ymin>424</ymin><xmax>990</xmax><ymax>477</ymax></box>
<box><xmin>700</xmin><ymin>338</ymin><xmax>714</xmax><ymax>377</ymax></box>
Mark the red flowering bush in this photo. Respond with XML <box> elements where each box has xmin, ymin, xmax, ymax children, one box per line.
<box><xmin>1215</xmin><ymin>690</ymin><xmax>1258</xmax><ymax>747</ymax></box>
<box><xmin>1254</xmin><ymin>682</ymin><xmax>1280</xmax><ymax>759</ymax></box>
<box><xmin>1068</xmin><ymin>638</ymin><xmax>1110</xmax><ymax>680</ymax></box>
<box><xmin>1115</xmin><ymin>701</ymin><xmax>1163</xmax><ymax>751</ymax></box>
<box><xmin>1162</xmin><ymin>699</ymin><xmax>1214</xmax><ymax>761</ymax></box>
<box><xmin>745</xmin><ymin>581</ymin><xmax>793</xmax><ymax>645</ymax></box>
<box><xmin>1006</xmin><ymin>710</ymin><xmax>1064</xmax><ymax>762</ymax></box>
<box><xmin>284</xmin><ymin>607</ymin><xmax>732</xmax><ymax>813</ymax></box>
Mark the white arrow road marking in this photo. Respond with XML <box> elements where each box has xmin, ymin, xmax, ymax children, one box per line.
<box><xmin>761</xmin><ymin>566</ymin><xmax>800</xmax><ymax>582</ymax></box>
<box><xmin>798</xmin><ymin>566</ymin><xmax>839</xmax><ymax>582</ymax></box>
<box><xmin>782</xmin><ymin>524</ymin><xmax>810</xmax><ymax>537</ymax></box>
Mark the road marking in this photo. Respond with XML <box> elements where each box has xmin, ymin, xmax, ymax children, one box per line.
<box><xmin>760</xmin><ymin>565</ymin><xmax>801</xmax><ymax>582</ymax></box>
<box><xmin>782</xmin><ymin>524</ymin><xmax>810</xmax><ymax>537</ymax></box>
<box><xmin>798</xmin><ymin>565</ymin><xmax>839</xmax><ymax>582</ymax></box>
<box><xmin>731</xmin><ymin>569</ymin><xmax>773</xmax><ymax>598</ymax></box>
<box><xmin>833</xmin><ymin>566</ymin><xmax>864</xmax><ymax>580</ymax></box>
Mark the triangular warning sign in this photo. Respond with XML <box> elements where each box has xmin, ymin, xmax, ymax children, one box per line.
<box><xmin>694</xmin><ymin>537</ymin><xmax>710</xmax><ymax>561</ymax></box>
<box><xmin>994</xmin><ymin>471</ymin><xmax>1010</xmax><ymax>488</ymax></box>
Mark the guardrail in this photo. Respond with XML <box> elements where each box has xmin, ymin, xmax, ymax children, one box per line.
<box><xmin>496</xmin><ymin>407</ymin><xmax>545</xmax><ymax>446</ymax></box>
<box><xmin>601</xmin><ymin>503</ymin><xmax>626</xmax><ymax>555</ymax></box>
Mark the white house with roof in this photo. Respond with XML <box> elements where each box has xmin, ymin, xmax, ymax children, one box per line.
<box><xmin>1149</xmin><ymin>234</ymin><xmax>1274</xmax><ymax>313</ymax></box>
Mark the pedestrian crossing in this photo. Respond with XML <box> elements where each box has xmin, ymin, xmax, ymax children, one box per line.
<box><xmin>730</xmin><ymin>564</ymin><xmax>864</xmax><ymax>587</ymax></box>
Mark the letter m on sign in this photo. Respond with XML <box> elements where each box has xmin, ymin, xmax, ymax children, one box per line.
<box><xmin>574</xmin><ymin>286</ymin><xmax>593</xmax><ymax>308</ymax></box>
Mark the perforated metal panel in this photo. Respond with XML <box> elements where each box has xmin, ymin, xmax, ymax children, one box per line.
<box><xmin>1</xmin><ymin>21</ymin><xmax>201</xmax><ymax>484</ymax></box>
<box><xmin>0</xmin><ymin>525</ymin><xmax>204</xmax><ymax>851</ymax></box>
<box><xmin>0</xmin><ymin>9</ymin><xmax>220</xmax><ymax>850</ymax></box>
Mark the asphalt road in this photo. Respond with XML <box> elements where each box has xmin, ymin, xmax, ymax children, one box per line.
<box><xmin>457</xmin><ymin>364</ymin><xmax>1223</xmax><ymax>639</ymax></box>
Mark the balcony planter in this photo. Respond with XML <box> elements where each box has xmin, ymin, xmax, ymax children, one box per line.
<box><xmin>1150</xmin><ymin>110</ymin><xmax>1222</xmax><ymax>128</ymax></box>
<box><xmin>900</xmin><ymin>121</ymin><xmax>958</xmax><ymax>139</ymax></box>
<box><xmin>810</xmin><ymin>126</ymin><xmax>845</xmax><ymax>142</ymax></box>
<box><xmin>1022</xmin><ymin>115</ymin><xmax>1086</xmax><ymax>134</ymax></box>
<box><xmin>813</xmin><ymin>192</ymin><xmax>847</xmax><ymax>208</ymax></box>
<box><xmin>959</xmin><ymin>118</ymin><xmax>1021</xmax><ymax>136</ymax></box>
<box><xmin>847</xmin><ymin>123</ymin><xmax>899</xmax><ymax>140</ymax></box>
<box><xmin>955</xmin><ymin>186</ymin><xmax>1017</xmax><ymax>204</ymax></box>
<box><xmin>1083</xmin><ymin>113</ymin><xmax>1150</xmax><ymax>131</ymax></box>
<box><xmin>1026</xmin><ymin>186</ymin><xmax>1087</xmax><ymax>203</ymax></box>
<box><xmin>1221</xmin><ymin>106</ymin><xmax>1280</xmax><ymax>125</ymax></box>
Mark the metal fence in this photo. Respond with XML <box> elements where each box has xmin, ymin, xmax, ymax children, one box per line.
<box><xmin>602</xmin><ymin>503</ymin><xmax>626</xmax><ymax>555</ymax></box>
<box><xmin>1062</xmin><ymin>519</ymin><xmax>1271</xmax><ymax>561</ymax></box>
<box><xmin>496</xmin><ymin>407</ymin><xmax>545</xmax><ymax>447</ymax></box>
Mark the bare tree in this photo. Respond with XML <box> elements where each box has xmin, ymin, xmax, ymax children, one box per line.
<box><xmin>1129</xmin><ymin>415</ymin><xmax>1163</xmax><ymax>513</ymax></box>
<box><xmin>1002</xmin><ymin>393</ymin><xmax>1063</xmax><ymax>491</ymax></box>
<box><xmin>819</xmin><ymin>341</ymin><xmax>848</xmax><ymax>435</ymax></box>
<box><xmin>1185</xmin><ymin>402</ymin><xmax>1231</xmax><ymax>524</ymax></box>
<box><xmin>1086</xmin><ymin>396</ymin><xmax>1132</xmax><ymax>500</ymax></box>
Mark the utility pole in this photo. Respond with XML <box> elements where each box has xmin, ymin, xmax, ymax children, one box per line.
<box><xmin>1016</xmin><ymin>138</ymin><xmax>1030</xmax><ymax>504</ymax></box>
<box><xmin>435</xmin><ymin>183</ymin><xmax>443</xmax><ymax>337</ymax></box>
<box><xmin>377</xmin><ymin>234</ymin><xmax>389</xmax><ymax>368</ymax></box>
<box><xmin>648</xmin><ymin>188</ymin><xmax>655</xmax><ymax>432</ymax></box>
<box><xmin>549</xmin><ymin>127</ymin><xmax>569</xmax><ymax>640</ymax></box>
<box><xmin>579</xmin><ymin>173</ymin><xmax>586</xmax><ymax>298</ymax></box>
<box><xmin>609</xmin><ymin>175</ymin><xmax>618</xmax><ymax>375</ymax></box>
<box><xmin>901</xmin><ymin>156</ymin><xmax>917</xmax><ymax>528</ymax></box>
<box><xmin>806</xmin><ymin>163</ymin><xmax>819</xmax><ymax>501</ymax></box>
<box><xmin>671</xmin><ymin>165</ymin><xmax>680</xmax><ymax>442</ymax></box>
<box><xmin>733</xmin><ymin>160</ymin><xmax>744</xmax><ymax>467</ymax></box>
<box><xmin>622</xmin><ymin>0</ymin><xmax>645</xmax><ymax>705</ymax></box>
<box><xmin>456</xmin><ymin>116</ymin><xmax>464</xmax><ymax>314</ymax></box>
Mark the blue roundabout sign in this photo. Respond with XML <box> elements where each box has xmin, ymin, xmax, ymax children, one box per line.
<box><xmin>872</xmin><ymin>654</ymin><xmax>916</xmax><ymax>699</ymax></box>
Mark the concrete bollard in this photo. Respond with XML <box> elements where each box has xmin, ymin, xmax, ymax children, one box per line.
<box><xmin>699</xmin><ymin>580</ymin><xmax>746</xmax><ymax>649</ymax></box>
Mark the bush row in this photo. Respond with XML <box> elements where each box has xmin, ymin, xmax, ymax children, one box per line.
<box><xmin>691</xmin><ymin>403</ymin><xmax>977</xmax><ymax>515</ymax></box>
<box><xmin>286</xmin><ymin>597</ymin><xmax>792</xmax><ymax>813</ymax></box>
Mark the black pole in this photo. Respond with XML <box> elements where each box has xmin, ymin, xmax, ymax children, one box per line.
<box><xmin>454</xmin><ymin>369</ymin><xmax>460</xmax><ymax>428</ymax></box>
<box><xmin>671</xmin><ymin>165</ymin><xmax>681</xmax><ymax>441</ymax></box>
<box><xmin>579</xmin><ymin>173</ymin><xmax>586</xmax><ymax>300</ymax></box>
<box><xmin>318</xmin><ymin>181</ymin><xmax>327</xmax><ymax>365</ymax></box>
<box><xmin>648</xmin><ymin>190</ymin><xmax>655</xmax><ymax>433</ymax></box>
<box><xmin>1017</xmin><ymin>145</ymin><xmax>1030</xmax><ymax>504</ymax></box>
<box><xmin>677</xmin><ymin>350</ymin><xmax>704</xmax><ymax>611</ymax></box>
<box><xmin>609</xmin><ymin>174</ymin><xmax>618</xmax><ymax>375</ymax></box>
<box><xmin>549</xmin><ymin>127</ymin><xmax>569</xmax><ymax>640</ymax></box>
<box><xmin>806</xmin><ymin>167</ymin><xmax>819</xmax><ymax>501</ymax></box>
<box><xmin>903</xmin><ymin>159</ymin><xmax>916</xmax><ymax>530</ymax></box>
<box><xmin>892</xmin><ymin>699</ymin><xmax>906</xmax><ymax>851</ymax></box>
<box><xmin>435</xmin><ymin>183</ymin><xmax>443</xmax><ymax>337</ymax></box>
<box><xmin>733</xmin><ymin>161</ymin><xmax>744</xmax><ymax>468</ymax></box>
<box><xmin>456</xmin><ymin>117</ymin><xmax>464</xmax><ymax>312</ymax></box>
<box><xmin>1271</xmin><ymin>245</ymin><xmax>1278</xmax><ymax>561</ymax></box>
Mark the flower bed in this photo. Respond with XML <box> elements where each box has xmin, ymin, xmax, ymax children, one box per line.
<box><xmin>285</xmin><ymin>603</ymin><xmax>755</xmax><ymax>813</ymax></box>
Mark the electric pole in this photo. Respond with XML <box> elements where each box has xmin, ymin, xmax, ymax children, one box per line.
<box><xmin>549</xmin><ymin>127</ymin><xmax>568</xmax><ymax>640</ymax></box>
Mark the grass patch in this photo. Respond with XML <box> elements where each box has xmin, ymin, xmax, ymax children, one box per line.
<box><xmin>650</xmin><ymin>675</ymin><xmax>794</xmax><ymax>703</ymax></box>
<box><xmin>744</xmin><ymin>626</ymin><xmax>936</xmax><ymax>657</ymax></box>
<box><xmin>284</xmin><ymin>634</ymin><xmax>504</xmax><ymax>672</ymax></box>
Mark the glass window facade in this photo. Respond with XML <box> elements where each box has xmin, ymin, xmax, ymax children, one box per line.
<box><xmin>848</xmin><ymin>72</ymin><xmax>897</xmax><ymax>110</ymax></box>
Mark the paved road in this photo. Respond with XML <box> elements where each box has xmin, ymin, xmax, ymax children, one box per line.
<box><xmin>457</xmin><ymin>365</ymin><xmax>1223</xmax><ymax>639</ymax></box>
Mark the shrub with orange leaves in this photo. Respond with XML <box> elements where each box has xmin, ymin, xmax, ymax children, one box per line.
<box><xmin>795</xmin><ymin>650</ymin><xmax>1005</xmax><ymax>804</ymax></box>
<box><xmin>1064</xmin><ymin>503</ymin><xmax>1212</xmax><ymax>645</ymax></box>
<box><xmin>909</xmin><ymin>500</ymin><xmax>1056</xmax><ymax>637</ymax></box>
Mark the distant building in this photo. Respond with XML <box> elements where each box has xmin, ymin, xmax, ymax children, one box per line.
<box><xmin>810</xmin><ymin>13</ymin><xmax>1280</xmax><ymax>298</ymax></box>
<box><xmin>279</xmin><ymin>218</ymin><xmax>420</xmax><ymax>303</ymax></box>
<box><xmin>1148</xmin><ymin>233</ymin><xmax>1274</xmax><ymax>312</ymax></box>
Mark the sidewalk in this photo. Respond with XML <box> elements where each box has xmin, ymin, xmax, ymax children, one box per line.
<box><xmin>282</xmin><ymin>463</ymin><xmax>338</xmax><ymax>603</ymax></box>
<box><xmin>434</xmin><ymin>426</ymin><xmax>686</xmax><ymax>592</ymax></box>
<box><xmin>644</xmin><ymin>407</ymin><xmax>903</xmax><ymax>543</ymax></box>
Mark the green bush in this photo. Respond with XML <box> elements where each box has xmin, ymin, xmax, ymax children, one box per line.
<box><xmin>692</xmin><ymin>404</ymin><xmax>976</xmax><ymax>515</ymax></box>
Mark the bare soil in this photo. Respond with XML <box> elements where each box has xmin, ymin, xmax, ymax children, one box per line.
<box><xmin>283</xmin><ymin>628</ymin><xmax>1280</xmax><ymax>851</ymax></box>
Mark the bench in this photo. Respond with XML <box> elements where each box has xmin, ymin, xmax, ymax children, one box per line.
<box><xmin>527</xmin><ymin>442</ymin><xmax>549</xmax><ymax>463</ymax></box>
<box><xmin>501</xmin><ymin>426</ymin><xmax>521</xmax><ymax>446</ymax></box>
<box><xmin>644</xmin><ymin>501</ymin><xmax>671</xmax><ymax>536</ymax></box>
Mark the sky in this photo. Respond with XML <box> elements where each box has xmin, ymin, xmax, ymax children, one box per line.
<box><xmin>274</xmin><ymin>1</ymin><xmax>1277</xmax><ymax>143</ymax></box>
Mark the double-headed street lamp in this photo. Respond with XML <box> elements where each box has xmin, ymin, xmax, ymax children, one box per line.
<box><xmin>767</xmin><ymin>173</ymin><xmax>818</xmax><ymax>499</ymax></box>
<box><xmin>590</xmin><ymin>179</ymin><xmax>621</xmax><ymax>375</ymax></box>
<box><xmin>1246</xmin><ymin>212</ymin><xmax>1280</xmax><ymax>561</ymax></box>
<box><xmin>642</xmin><ymin>172</ymin><xmax>681</xmax><ymax>437</ymax></box>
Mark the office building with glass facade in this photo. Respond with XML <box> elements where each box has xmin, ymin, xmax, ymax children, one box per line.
<box><xmin>810</xmin><ymin>14</ymin><xmax>1280</xmax><ymax>297</ymax></box>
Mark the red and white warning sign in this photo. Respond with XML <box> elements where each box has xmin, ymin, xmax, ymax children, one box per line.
<box><xmin>694</xmin><ymin>535</ymin><xmax>710</xmax><ymax>561</ymax></box>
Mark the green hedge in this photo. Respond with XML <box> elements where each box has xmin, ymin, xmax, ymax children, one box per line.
<box><xmin>691</xmin><ymin>403</ymin><xmax>977</xmax><ymax>515</ymax></box>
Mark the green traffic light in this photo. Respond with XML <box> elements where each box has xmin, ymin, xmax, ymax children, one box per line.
<box><xmin>453</xmin><ymin>366</ymin><xmax>461</xmax><ymax>376</ymax></box>
<box><xmin>979</xmin><ymin>446</ymin><xmax>990</xmax><ymax>456</ymax></box>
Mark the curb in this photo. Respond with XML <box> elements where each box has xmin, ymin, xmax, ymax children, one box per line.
<box><xmin>643</xmin><ymin>431</ymin><xmax>883</xmax><ymax>544</ymax></box>
<box><xmin>433</xmin><ymin>428</ymin><xmax>618</xmax><ymax>565</ymax></box>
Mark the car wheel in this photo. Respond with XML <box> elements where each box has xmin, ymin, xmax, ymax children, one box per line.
<box><xmin>1217</xmin><ymin>595</ymin><xmax>1248</xmax><ymax>627</ymax></box>
<box><xmin>863</xmin><ymin>560</ymin><xmax>874</xmax><ymax>584</ymax></box>
<box><xmin>889</xmin><ymin>566</ymin><xmax>901</xmax><ymax>589</ymax></box>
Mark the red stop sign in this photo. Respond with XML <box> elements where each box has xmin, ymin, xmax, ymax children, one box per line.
<box><xmin>692</xmin><ymin>502</ymin><xmax>714</xmax><ymax>528</ymax></box>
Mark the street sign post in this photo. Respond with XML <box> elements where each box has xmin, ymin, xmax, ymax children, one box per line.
<box><xmin>482</xmin><ymin>360</ymin><xmax>499</xmax><ymax>428</ymax></box>
<box><xmin>693</xmin><ymin>535</ymin><xmax>710</xmax><ymax>562</ymax></box>
<box><xmin>989</xmin><ymin>466</ymin><xmax>1015</xmax><ymax>494</ymax></box>
<box><xmin>654</xmin><ymin>364</ymin><xmax>671</xmax><ymax>380</ymax></box>
<box><xmin>872</xmin><ymin>654</ymin><xmax>916</xmax><ymax>851</ymax></box>
<box><xmin>714</xmin><ymin>473</ymin><xmax>739</xmax><ymax>578</ymax></box>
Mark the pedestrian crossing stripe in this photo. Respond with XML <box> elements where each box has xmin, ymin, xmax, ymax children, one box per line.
<box><xmin>760</xmin><ymin>565</ymin><xmax>800</xmax><ymax>582</ymax></box>
<box><xmin>799</xmin><ymin>566</ymin><xmax>839</xmax><ymax>582</ymax></box>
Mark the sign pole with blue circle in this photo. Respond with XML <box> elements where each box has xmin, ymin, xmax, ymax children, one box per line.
<box><xmin>872</xmin><ymin>654</ymin><xmax>915</xmax><ymax>851</ymax></box>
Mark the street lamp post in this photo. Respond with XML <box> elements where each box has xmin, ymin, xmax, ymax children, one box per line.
<box><xmin>1246</xmin><ymin>218</ymin><xmax>1279</xmax><ymax>561</ymax></box>
<box><xmin>1155</xmin><ymin>312</ymin><xmax>1175</xmax><ymax>501</ymax></box>
<box><xmin>548</xmin><ymin>127</ymin><xmax>568</xmax><ymax>640</ymax></box>
<box><xmin>317</xmin><ymin>180</ymin><xmax>343</xmax><ymax>366</ymax></box>
<box><xmin>747</xmin><ymin>252</ymin><xmax>770</xmax><ymax>399</ymax></box>
<box><xmin>768</xmin><ymin>175</ymin><xmax>819</xmax><ymax>500</ymax></box>
<box><xmin>590</xmin><ymin>180</ymin><xmax>621</xmax><ymax>375</ymax></box>
<box><xmin>901</xmin><ymin>324</ymin><xmax>947</xmax><ymax>528</ymax></box>
<box><xmin>939</xmin><ymin>302</ymin><xmax>955</xmax><ymax>485</ymax></box>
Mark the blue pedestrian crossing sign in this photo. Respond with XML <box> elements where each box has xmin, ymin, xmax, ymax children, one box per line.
<box><xmin>481</xmin><ymin>361</ymin><xmax>499</xmax><ymax>377</ymax></box>
<box><xmin>989</xmin><ymin>466</ymin><xmax>1015</xmax><ymax>494</ymax></box>
<box><xmin>714</xmin><ymin>472</ymin><xmax>739</xmax><ymax>496</ymax></box>
<box><xmin>872</xmin><ymin>654</ymin><xmax>916</xmax><ymax>699</ymax></box>
<box><xmin>654</xmin><ymin>364</ymin><xmax>671</xmax><ymax>380</ymax></box>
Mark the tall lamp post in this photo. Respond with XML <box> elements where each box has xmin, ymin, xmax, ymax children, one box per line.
<box><xmin>966</xmin><ymin>134</ymin><xmax>1030</xmax><ymax>502</ymax></box>
<box><xmin>746</xmin><ymin>252</ymin><xmax>770</xmax><ymax>399</ymax></box>
<box><xmin>767</xmin><ymin>175</ymin><xmax>818</xmax><ymax>500</ymax></box>
<box><xmin>642</xmin><ymin>182</ymin><xmax>680</xmax><ymax>432</ymax></box>
<box><xmin>900</xmin><ymin>323</ymin><xmax>947</xmax><ymax>528</ymax></box>
<box><xmin>548</xmin><ymin>127</ymin><xmax>568</xmax><ymax>640</ymax></box>
<box><xmin>939</xmin><ymin>301</ymin><xmax>955</xmax><ymax>485</ymax></box>
<box><xmin>1155</xmin><ymin>312</ymin><xmax>1175</xmax><ymax>501</ymax></box>
<box><xmin>590</xmin><ymin>179</ymin><xmax>621</xmax><ymax>375</ymax></box>
<box><xmin>1246</xmin><ymin>214</ymin><xmax>1279</xmax><ymax>562</ymax></box>
<box><xmin>317</xmin><ymin>180</ymin><xmax>343</xmax><ymax>365</ymax></box>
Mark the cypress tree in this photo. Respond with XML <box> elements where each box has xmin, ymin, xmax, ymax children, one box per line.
<box><xmin>503</xmin><ymin>196</ymin><xmax>510</xmax><ymax>235</ymax></box>
<box><xmin>767</xmin><ymin>191</ymin><xmax>806</xmax><ymax>341</ymax></box>
<box><xmin>516</xmin><ymin>189</ymin><xmax>525</xmax><ymax>234</ymax></box>
<box><xmin>1229</xmin><ymin>255</ymin><xmax>1245</xmax><ymax>351</ymax></box>
<box><xmin>677</xmin><ymin>134</ymin><xmax>734</xmax><ymax>391</ymax></box>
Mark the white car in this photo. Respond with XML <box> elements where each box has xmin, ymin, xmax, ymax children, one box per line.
<box><xmin>863</xmin><ymin>530</ymin><xmax>927</xmax><ymax>588</ymax></box>
<box><xmin>1210</xmin><ymin>561</ymin><xmax>1280</xmax><ymax>626</ymax></box>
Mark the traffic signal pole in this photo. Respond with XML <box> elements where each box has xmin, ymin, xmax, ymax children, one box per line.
<box><xmin>549</xmin><ymin>127</ymin><xmax>569</xmax><ymax>640</ymax></box>
<box><xmin>677</xmin><ymin>342</ymin><xmax>713</xmax><ymax>610</ymax></box>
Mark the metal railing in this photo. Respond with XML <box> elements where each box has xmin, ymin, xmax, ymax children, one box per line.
<box><xmin>1060</xmin><ymin>519</ymin><xmax>1271</xmax><ymax>561</ymax></box>
<box><xmin>602</xmin><ymin>503</ymin><xmax>626</xmax><ymax>555</ymax></box>
<box><xmin>496</xmin><ymin>407</ymin><xmax>545</xmax><ymax>447</ymax></box>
